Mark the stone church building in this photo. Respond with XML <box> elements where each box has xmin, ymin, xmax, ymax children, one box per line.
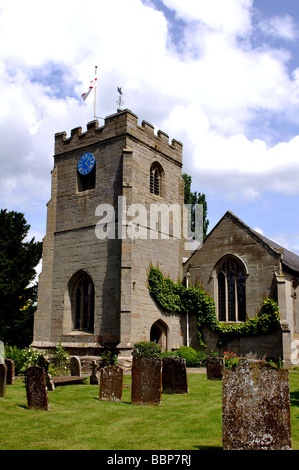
<box><xmin>32</xmin><ymin>109</ymin><xmax>299</xmax><ymax>367</ymax></box>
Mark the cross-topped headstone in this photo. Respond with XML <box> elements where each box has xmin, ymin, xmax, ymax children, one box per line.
<box><xmin>90</xmin><ymin>360</ymin><xmax>99</xmax><ymax>385</ymax></box>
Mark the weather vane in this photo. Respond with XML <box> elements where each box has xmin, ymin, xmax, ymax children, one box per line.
<box><xmin>116</xmin><ymin>87</ymin><xmax>124</xmax><ymax>112</ymax></box>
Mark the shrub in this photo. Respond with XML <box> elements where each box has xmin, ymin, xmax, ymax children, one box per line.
<box><xmin>5</xmin><ymin>345</ymin><xmax>43</xmax><ymax>375</ymax></box>
<box><xmin>100</xmin><ymin>350</ymin><xmax>118</xmax><ymax>367</ymax></box>
<box><xmin>174</xmin><ymin>346</ymin><xmax>199</xmax><ymax>366</ymax></box>
<box><xmin>5</xmin><ymin>343</ymin><xmax>70</xmax><ymax>376</ymax></box>
<box><xmin>5</xmin><ymin>345</ymin><xmax>26</xmax><ymax>375</ymax></box>
<box><xmin>133</xmin><ymin>341</ymin><xmax>162</xmax><ymax>358</ymax></box>
<box><xmin>47</xmin><ymin>342</ymin><xmax>69</xmax><ymax>376</ymax></box>
<box><xmin>162</xmin><ymin>346</ymin><xmax>208</xmax><ymax>367</ymax></box>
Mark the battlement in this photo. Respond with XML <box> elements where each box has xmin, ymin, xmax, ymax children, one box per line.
<box><xmin>54</xmin><ymin>109</ymin><xmax>183</xmax><ymax>163</ymax></box>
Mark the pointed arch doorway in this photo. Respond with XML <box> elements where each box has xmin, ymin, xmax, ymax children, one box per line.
<box><xmin>150</xmin><ymin>320</ymin><xmax>168</xmax><ymax>351</ymax></box>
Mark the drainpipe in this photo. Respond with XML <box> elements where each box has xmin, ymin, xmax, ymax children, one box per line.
<box><xmin>185</xmin><ymin>271</ymin><xmax>190</xmax><ymax>347</ymax></box>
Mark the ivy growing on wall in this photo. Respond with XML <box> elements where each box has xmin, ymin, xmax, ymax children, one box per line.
<box><xmin>147</xmin><ymin>266</ymin><xmax>281</xmax><ymax>347</ymax></box>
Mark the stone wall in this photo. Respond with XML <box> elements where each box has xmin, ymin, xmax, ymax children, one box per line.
<box><xmin>33</xmin><ymin>110</ymin><xmax>185</xmax><ymax>360</ymax></box>
<box><xmin>185</xmin><ymin>212</ymin><xmax>281</xmax><ymax>317</ymax></box>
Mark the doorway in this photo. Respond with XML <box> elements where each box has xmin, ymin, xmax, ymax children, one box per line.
<box><xmin>150</xmin><ymin>320</ymin><xmax>168</xmax><ymax>351</ymax></box>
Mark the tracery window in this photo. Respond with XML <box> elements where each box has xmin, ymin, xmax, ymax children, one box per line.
<box><xmin>73</xmin><ymin>273</ymin><xmax>95</xmax><ymax>332</ymax></box>
<box><xmin>216</xmin><ymin>256</ymin><xmax>246</xmax><ymax>322</ymax></box>
<box><xmin>150</xmin><ymin>163</ymin><xmax>162</xmax><ymax>196</ymax></box>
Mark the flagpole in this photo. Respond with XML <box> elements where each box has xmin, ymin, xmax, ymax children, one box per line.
<box><xmin>94</xmin><ymin>66</ymin><xmax>98</xmax><ymax>120</ymax></box>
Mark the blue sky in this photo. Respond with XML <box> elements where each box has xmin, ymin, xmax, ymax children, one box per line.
<box><xmin>1</xmin><ymin>0</ymin><xmax>299</xmax><ymax>258</ymax></box>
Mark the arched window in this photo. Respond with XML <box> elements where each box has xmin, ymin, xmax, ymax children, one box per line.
<box><xmin>73</xmin><ymin>273</ymin><xmax>95</xmax><ymax>332</ymax></box>
<box><xmin>150</xmin><ymin>163</ymin><xmax>163</xmax><ymax>196</ymax></box>
<box><xmin>216</xmin><ymin>256</ymin><xmax>246</xmax><ymax>322</ymax></box>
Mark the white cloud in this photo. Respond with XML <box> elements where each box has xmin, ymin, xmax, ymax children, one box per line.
<box><xmin>162</xmin><ymin>102</ymin><xmax>299</xmax><ymax>202</ymax></box>
<box><xmin>0</xmin><ymin>0</ymin><xmax>299</xmax><ymax>244</ymax></box>
<box><xmin>253</xmin><ymin>226</ymin><xmax>265</xmax><ymax>235</ymax></box>
<box><xmin>161</xmin><ymin>0</ymin><xmax>253</xmax><ymax>38</ymax></box>
<box><xmin>258</xmin><ymin>14</ymin><xmax>299</xmax><ymax>41</ymax></box>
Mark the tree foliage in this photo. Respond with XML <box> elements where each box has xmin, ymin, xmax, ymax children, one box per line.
<box><xmin>0</xmin><ymin>209</ymin><xmax>42</xmax><ymax>347</ymax></box>
<box><xmin>182</xmin><ymin>173</ymin><xmax>209</xmax><ymax>239</ymax></box>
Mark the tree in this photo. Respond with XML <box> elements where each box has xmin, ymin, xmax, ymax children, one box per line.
<box><xmin>182</xmin><ymin>173</ymin><xmax>209</xmax><ymax>239</ymax></box>
<box><xmin>0</xmin><ymin>210</ymin><xmax>42</xmax><ymax>347</ymax></box>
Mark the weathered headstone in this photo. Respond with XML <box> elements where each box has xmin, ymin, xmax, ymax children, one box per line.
<box><xmin>222</xmin><ymin>360</ymin><xmax>292</xmax><ymax>450</ymax></box>
<box><xmin>0</xmin><ymin>364</ymin><xmax>7</xmax><ymax>397</ymax></box>
<box><xmin>24</xmin><ymin>366</ymin><xmax>49</xmax><ymax>411</ymax></box>
<box><xmin>0</xmin><ymin>340</ymin><xmax>4</xmax><ymax>362</ymax></box>
<box><xmin>90</xmin><ymin>360</ymin><xmax>99</xmax><ymax>385</ymax></box>
<box><xmin>162</xmin><ymin>356</ymin><xmax>188</xmax><ymax>394</ymax></box>
<box><xmin>37</xmin><ymin>355</ymin><xmax>55</xmax><ymax>391</ymax></box>
<box><xmin>131</xmin><ymin>357</ymin><xmax>162</xmax><ymax>405</ymax></box>
<box><xmin>99</xmin><ymin>365</ymin><xmax>123</xmax><ymax>402</ymax></box>
<box><xmin>206</xmin><ymin>356</ymin><xmax>225</xmax><ymax>380</ymax></box>
<box><xmin>70</xmin><ymin>356</ymin><xmax>81</xmax><ymax>376</ymax></box>
<box><xmin>5</xmin><ymin>358</ymin><xmax>14</xmax><ymax>385</ymax></box>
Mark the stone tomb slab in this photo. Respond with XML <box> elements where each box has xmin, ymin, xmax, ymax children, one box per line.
<box><xmin>162</xmin><ymin>356</ymin><xmax>188</xmax><ymax>394</ymax></box>
<box><xmin>222</xmin><ymin>360</ymin><xmax>292</xmax><ymax>450</ymax></box>
<box><xmin>25</xmin><ymin>366</ymin><xmax>49</xmax><ymax>411</ymax></box>
<box><xmin>131</xmin><ymin>357</ymin><xmax>162</xmax><ymax>405</ymax></box>
<box><xmin>206</xmin><ymin>356</ymin><xmax>224</xmax><ymax>380</ymax></box>
<box><xmin>0</xmin><ymin>363</ymin><xmax>7</xmax><ymax>398</ymax></box>
<box><xmin>99</xmin><ymin>365</ymin><xmax>123</xmax><ymax>402</ymax></box>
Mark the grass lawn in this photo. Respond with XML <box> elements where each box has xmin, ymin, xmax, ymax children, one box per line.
<box><xmin>0</xmin><ymin>372</ymin><xmax>298</xmax><ymax>451</ymax></box>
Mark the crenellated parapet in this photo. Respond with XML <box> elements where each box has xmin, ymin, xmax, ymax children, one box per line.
<box><xmin>54</xmin><ymin>109</ymin><xmax>183</xmax><ymax>163</ymax></box>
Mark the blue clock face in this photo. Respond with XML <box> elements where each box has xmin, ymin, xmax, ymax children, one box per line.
<box><xmin>77</xmin><ymin>153</ymin><xmax>95</xmax><ymax>175</ymax></box>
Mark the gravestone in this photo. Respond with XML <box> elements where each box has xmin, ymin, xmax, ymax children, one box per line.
<box><xmin>25</xmin><ymin>366</ymin><xmax>49</xmax><ymax>411</ymax></box>
<box><xmin>0</xmin><ymin>364</ymin><xmax>7</xmax><ymax>397</ymax></box>
<box><xmin>70</xmin><ymin>356</ymin><xmax>81</xmax><ymax>376</ymax></box>
<box><xmin>162</xmin><ymin>356</ymin><xmax>188</xmax><ymax>394</ymax></box>
<box><xmin>90</xmin><ymin>360</ymin><xmax>99</xmax><ymax>385</ymax></box>
<box><xmin>131</xmin><ymin>357</ymin><xmax>162</xmax><ymax>405</ymax></box>
<box><xmin>222</xmin><ymin>359</ymin><xmax>292</xmax><ymax>450</ymax></box>
<box><xmin>99</xmin><ymin>365</ymin><xmax>123</xmax><ymax>402</ymax></box>
<box><xmin>5</xmin><ymin>358</ymin><xmax>14</xmax><ymax>385</ymax></box>
<box><xmin>37</xmin><ymin>355</ymin><xmax>55</xmax><ymax>391</ymax></box>
<box><xmin>206</xmin><ymin>356</ymin><xmax>225</xmax><ymax>380</ymax></box>
<box><xmin>0</xmin><ymin>340</ymin><xmax>4</xmax><ymax>362</ymax></box>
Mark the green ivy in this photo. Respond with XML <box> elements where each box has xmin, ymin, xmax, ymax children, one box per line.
<box><xmin>147</xmin><ymin>266</ymin><xmax>280</xmax><ymax>347</ymax></box>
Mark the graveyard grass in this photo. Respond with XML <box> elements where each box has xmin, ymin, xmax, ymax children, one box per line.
<box><xmin>0</xmin><ymin>372</ymin><xmax>299</xmax><ymax>450</ymax></box>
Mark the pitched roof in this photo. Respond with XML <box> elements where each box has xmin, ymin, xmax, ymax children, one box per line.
<box><xmin>251</xmin><ymin>229</ymin><xmax>299</xmax><ymax>274</ymax></box>
<box><xmin>227</xmin><ymin>211</ymin><xmax>299</xmax><ymax>274</ymax></box>
<box><xmin>186</xmin><ymin>210</ymin><xmax>299</xmax><ymax>274</ymax></box>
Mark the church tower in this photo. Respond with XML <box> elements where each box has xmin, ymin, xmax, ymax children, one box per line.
<box><xmin>32</xmin><ymin>109</ymin><xmax>185</xmax><ymax>367</ymax></box>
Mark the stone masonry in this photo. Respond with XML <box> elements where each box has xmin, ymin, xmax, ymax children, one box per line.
<box><xmin>32</xmin><ymin>110</ymin><xmax>185</xmax><ymax>366</ymax></box>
